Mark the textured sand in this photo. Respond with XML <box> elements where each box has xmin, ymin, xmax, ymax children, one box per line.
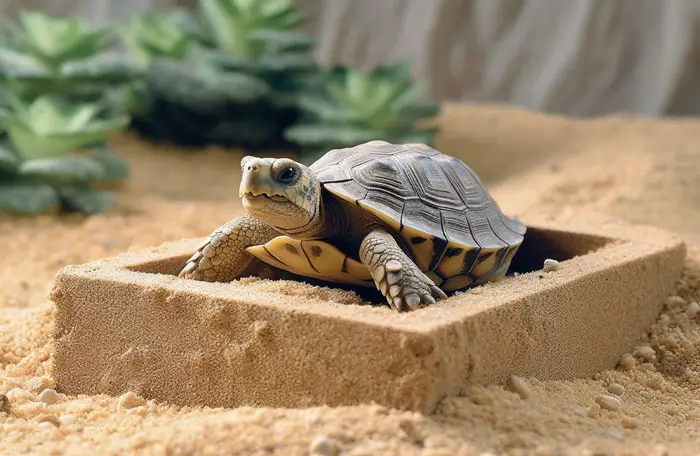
<box><xmin>2</xmin><ymin>104</ymin><xmax>700</xmax><ymax>455</ymax></box>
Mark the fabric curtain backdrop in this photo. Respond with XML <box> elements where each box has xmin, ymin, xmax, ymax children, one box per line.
<box><xmin>1</xmin><ymin>0</ymin><xmax>698</xmax><ymax>116</ymax></box>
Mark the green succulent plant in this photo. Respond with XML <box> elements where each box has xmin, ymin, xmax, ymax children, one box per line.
<box><xmin>115</xmin><ymin>11</ymin><xmax>193</xmax><ymax>70</ymax></box>
<box><xmin>0</xmin><ymin>10</ymin><xmax>135</xmax><ymax>101</ymax></box>
<box><xmin>118</xmin><ymin>0</ymin><xmax>319</xmax><ymax>150</ymax></box>
<box><xmin>0</xmin><ymin>95</ymin><xmax>130</xmax><ymax>215</ymax></box>
<box><xmin>196</xmin><ymin>0</ymin><xmax>310</xmax><ymax>57</ymax></box>
<box><xmin>284</xmin><ymin>62</ymin><xmax>441</xmax><ymax>162</ymax></box>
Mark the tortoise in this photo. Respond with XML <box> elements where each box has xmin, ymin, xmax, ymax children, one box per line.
<box><xmin>178</xmin><ymin>140</ymin><xmax>526</xmax><ymax>312</ymax></box>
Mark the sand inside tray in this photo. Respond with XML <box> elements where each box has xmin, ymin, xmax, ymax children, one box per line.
<box><xmin>1</xmin><ymin>104</ymin><xmax>700</xmax><ymax>455</ymax></box>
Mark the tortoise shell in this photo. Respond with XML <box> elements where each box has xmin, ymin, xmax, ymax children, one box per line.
<box><xmin>246</xmin><ymin>140</ymin><xmax>526</xmax><ymax>292</ymax></box>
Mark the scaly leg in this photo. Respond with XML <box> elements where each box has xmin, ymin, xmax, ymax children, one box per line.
<box><xmin>359</xmin><ymin>228</ymin><xmax>448</xmax><ymax>312</ymax></box>
<box><xmin>178</xmin><ymin>214</ymin><xmax>279</xmax><ymax>282</ymax></box>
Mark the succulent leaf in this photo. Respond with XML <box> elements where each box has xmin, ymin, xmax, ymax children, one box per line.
<box><xmin>0</xmin><ymin>96</ymin><xmax>130</xmax><ymax>159</ymax></box>
<box><xmin>86</xmin><ymin>149</ymin><xmax>131</xmax><ymax>182</ymax></box>
<box><xmin>117</xmin><ymin>13</ymin><xmax>192</xmax><ymax>68</ymax></box>
<box><xmin>200</xmin><ymin>0</ymin><xmax>246</xmax><ymax>55</ymax></box>
<box><xmin>296</xmin><ymin>93</ymin><xmax>362</xmax><ymax>123</ymax></box>
<box><xmin>57</xmin><ymin>185</ymin><xmax>114</xmax><ymax>214</ymax></box>
<box><xmin>247</xmin><ymin>30</ymin><xmax>315</xmax><ymax>54</ymax></box>
<box><xmin>0</xmin><ymin>143</ymin><xmax>20</xmax><ymax>172</ymax></box>
<box><xmin>256</xmin><ymin>52</ymin><xmax>318</xmax><ymax>74</ymax></box>
<box><xmin>198</xmin><ymin>0</ymin><xmax>310</xmax><ymax>57</ymax></box>
<box><xmin>145</xmin><ymin>56</ymin><xmax>271</xmax><ymax>114</ymax></box>
<box><xmin>0</xmin><ymin>181</ymin><xmax>60</xmax><ymax>214</ymax></box>
<box><xmin>202</xmin><ymin>50</ymin><xmax>257</xmax><ymax>72</ymax></box>
<box><xmin>8</xmin><ymin>11</ymin><xmax>116</xmax><ymax>68</ymax></box>
<box><xmin>166</xmin><ymin>9</ymin><xmax>209</xmax><ymax>43</ymax></box>
<box><xmin>18</xmin><ymin>156</ymin><xmax>106</xmax><ymax>184</ymax></box>
<box><xmin>60</xmin><ymin>57</ymin><xmax>136</xmax><ymax>84</ymax></box>
<box><xmin>0</xmin><ymin>46</ymin><xmax>46</xmax><ymax>78</ymax></box>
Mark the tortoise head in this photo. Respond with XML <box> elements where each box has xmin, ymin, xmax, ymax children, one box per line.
<box><xmin>239</xmin><ymin>156</ymin><xmax>322</xmax><ymax>231</ymax></box>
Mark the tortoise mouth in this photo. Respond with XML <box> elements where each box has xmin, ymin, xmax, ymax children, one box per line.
<box><xmin>241</xmin><ymin>191</ymin><xmax>288</xmax><ymax>203</ymax></box>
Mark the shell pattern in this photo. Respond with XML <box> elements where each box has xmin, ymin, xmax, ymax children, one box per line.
<box><xmin>307</xmin><ymin>141</ymin><xmax>527</xmax><ymax>291</ymax></box>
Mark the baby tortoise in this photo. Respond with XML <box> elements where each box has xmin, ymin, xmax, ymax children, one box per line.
<box><xmin>179</xmin><ymin>140</ymin><xmax>526</xmax><ymax>312</ymax></box>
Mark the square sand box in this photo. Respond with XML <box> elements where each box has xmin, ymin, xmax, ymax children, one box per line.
<box><xmin>50</xmin><ymin>215</ymin><xmax>686</xmax><ymax>414</ymax></box>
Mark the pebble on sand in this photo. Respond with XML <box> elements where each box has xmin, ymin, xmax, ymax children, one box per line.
<box><xmin>607</xmin><ymin>383</ymin><xmax>625</xmax><ymax>395</ymax></box>
<box><xmin>595</xmin><ymin>394</ymin><xmax>622</xmax><ymax>411</ymax></box>
<box><xmin>665</xmin><ymin>295</ymin><xmax>687</xmax><ymax>308</ymax></box>
<box><xmin>508</xmin><ymin>375</ymin><xmax>531</xmax><ymax>399</ymax></box>
<box><xmin>38</xmin><ymin>389</ymin><xmax>60</xmax><ymax>405</ymax></box>
<box><xmin>542</xmin><ymin>258</ymin><xmax>561</xmax><ymax>272</ymax></box>
<box><xmin>118</xmin><ymin>391</ymin><xmax>146</xmax><ymax>410</ymax></box>
<box><xmin>309</xmin><ymin>435</ymin><xmax>339</xmax><ymax>456</ymax></box>
<box><xmin>687</xmin><ymin>301</ymin><xmax>700</xmax><ymax>319</ymax></box>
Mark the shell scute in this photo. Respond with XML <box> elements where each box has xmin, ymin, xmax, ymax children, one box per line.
<box><xmin>434</xmin><ymin>154</ymin><xmax>490</xmax><ymax>210</ymax></box>
<box><xmin>400</xmin><ymin>152</ymin><xmax>465</xmax><ymax>210</ymax></box>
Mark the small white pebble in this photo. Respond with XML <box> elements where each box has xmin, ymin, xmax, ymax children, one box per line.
<box><xmin>38</xmin><ymin>389</ymin><xmax>60</xmax><ymax>405</ymax></box>
<box><xmin>687</xmin><ymin>301</ymin><xmax>700</xmax><ymax>319</ymax></box>
<box><xmin>59</xmin><ymin>414</ymin><xmax>78</xmax><ymax>426</ymax></box>
<box><xmin>6</xmin><ymin>388</ymin><xmax>33</xmax><ymax>403</ymax></box>
<box><xmin>596</xmin><ymin>394</ymin><xmax>622</xmax><ymax>411</ymax></box>
<box><xmin>508</xmin><ymin>375</ymin><xmax>531</xmax><ymax>399</ymax></box>
<box><xmin>542</xmin><ymin>258</ymin><xmax>561</xmax><ymax>272</ymax></box>
<box><xmin>608</xmin><ymin>383</ymin><xmax>625</xmax><ymax>395</ymax></box>
<box><xmin>665</xmin><ymin>295</ymin><xmax>687</xmax><ymax>308</ymax></box>
<box><xmin>118</xmin><ymin>391</ymin><xmax>146</xmax><ymax>410</ymax></box>
<box><xmin>309</xmin><ymin>435</ymin><xmax>339</xmax><ymax>456</ymax></box>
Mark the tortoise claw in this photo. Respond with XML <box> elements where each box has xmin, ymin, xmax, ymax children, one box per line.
<box><xmin>430</xmin><ymin>285</ymin><xmax>448</xmax><ymax>300</ymax></box>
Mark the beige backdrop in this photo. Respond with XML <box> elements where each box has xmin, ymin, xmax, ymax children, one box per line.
<box><xmin>1</xmin><ymin>0</ymin><xmax>699</xmax><ymax>116</ymax></box>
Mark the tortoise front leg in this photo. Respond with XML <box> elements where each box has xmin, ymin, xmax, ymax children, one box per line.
<box><xmin>359</xmin><ymin>228</ymin><xmax>448</xmax><ymax>312</ymax></box>
<box><xmin>178</xmin><ymin>214</ymin><xmax>279</xmax><ymax>282</ymax></box>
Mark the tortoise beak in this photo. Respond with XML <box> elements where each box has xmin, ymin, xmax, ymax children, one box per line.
<box><xmin>239</xmin><ymin>157</ymin><xmax>278</xmax><ymax>198</ymax></box>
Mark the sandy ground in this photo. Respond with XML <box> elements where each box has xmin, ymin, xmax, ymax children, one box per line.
<box><xmin>1</xmin><ymin>104</ymin><xmax>700</xmax><ymax>455</ymax></box>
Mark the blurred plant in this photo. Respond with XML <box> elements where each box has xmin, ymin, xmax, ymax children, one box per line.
<box><xmin>0</xmin><ymin>94</ymin><xmax>130</xmax><ymax>215</ymax></box>
<box><xmin>0</xmin><ymin>11</ymin><xmax>133</xmax><ymax>215</ymax></box>
<box><xmin>284</xmin><ymin>61</ymin><xmax>441</xmax><ymax>163</ymax></box>
<box><xmin>0</xmin><ymin>10</ymin><xmax>135</xmax><ymax>101</ymax></box>
<box><xmin>115</xmin><ymin>0</ymin><xmax>319</xmax><ymax>150</ymax></box>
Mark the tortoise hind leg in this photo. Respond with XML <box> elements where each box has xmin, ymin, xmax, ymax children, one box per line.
<box><xmin>359</xmin><ymin>228</ymin><xmax>448</xmax><ymax>312</ymax></box>
<box><xmin>179</xmin><ymin>214</ymin><xmax>279</xmax><ymax>282</ymax></box>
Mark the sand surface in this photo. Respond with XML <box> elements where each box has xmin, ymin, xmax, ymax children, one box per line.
<box><xmin>1</xmin><ymin>104</ymin><xmax>700</xmax><ymax>455</ymax></box>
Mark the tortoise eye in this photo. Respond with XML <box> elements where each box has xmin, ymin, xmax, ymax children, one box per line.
<box><xmin>278</xmin><ymin>167</ymin><xmax>298</xmax><ymax>183</ymax></box>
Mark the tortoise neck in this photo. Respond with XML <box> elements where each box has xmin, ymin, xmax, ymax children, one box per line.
<box><xmin>276</xmin><ymin>190</ymin><xmax>345</xmax><ymax>240</ymax></box>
